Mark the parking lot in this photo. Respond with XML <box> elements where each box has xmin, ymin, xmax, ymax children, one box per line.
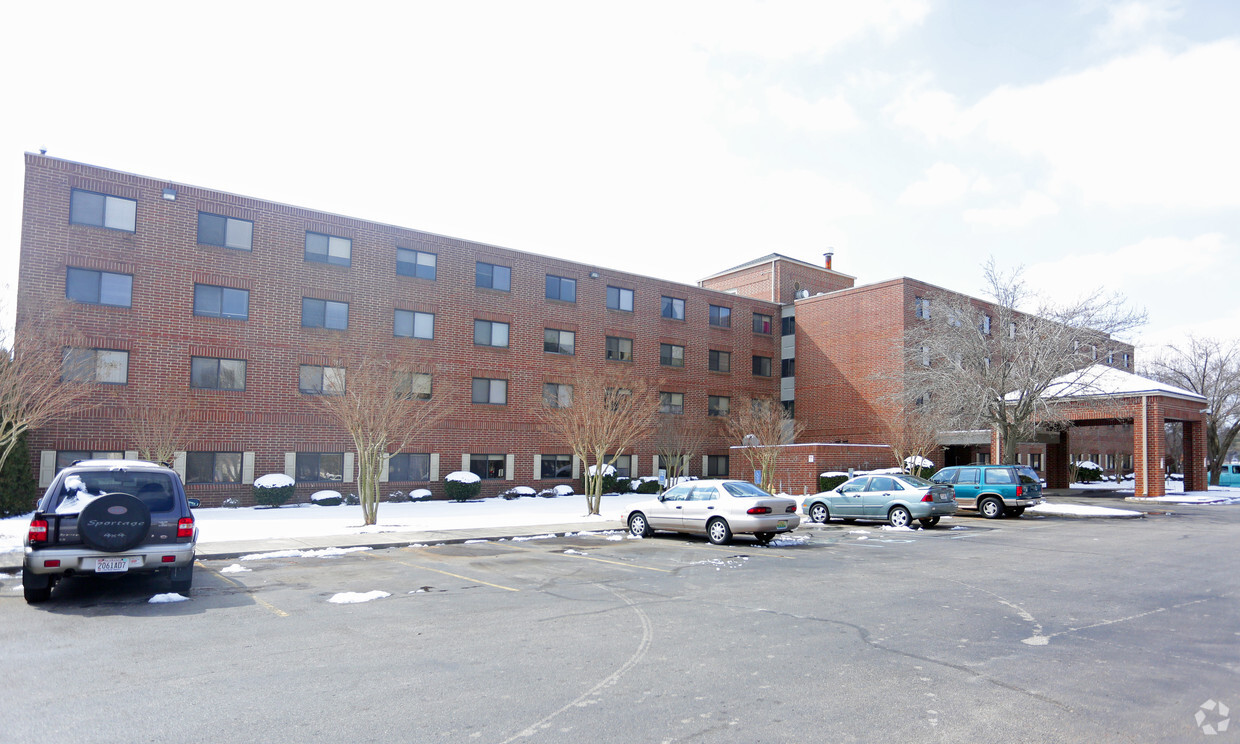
<box><xmin>3</xmin><ymin>507</ymin><xmax>1237</xmax><ymax>743</ymax></box>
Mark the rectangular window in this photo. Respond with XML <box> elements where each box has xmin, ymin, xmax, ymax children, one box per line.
<box><xmin>544</xmin><ymin>329</ymin><xmax>575</xmax><ymax>355</ymax></box>
<box><xmin>540</xmin><ymin>454</ymin><xmax>573</xmax><ymax>479</ymax></box>
<box><xmin>708</xmin><ymin>395</ymin><xmax>730</xmax><ymax>417</ymax></box>
<box><xmin>606</xmin><ymin>336</ymin><xmax>632</xmax><ymax>362</ymax></box>
<box><xmin>185</xmin><ymin>452</ymin><xmax>243</xmax><ymax>484</ymax></box>
<box><xmin>606</xmin><ymin>286</ymin><xmax>634</xmax><ymax>312</ymax></box>
<box><xmin>301</xmin><ymin>298</ymin><xmax>348</xmax><ymax>330</ymax></box>
<box><xmin>70</xmin><ymin>188</ymin><xmax>136</xmax><ymax>232</ymax></box>
<box><xmin>193</xmin><ymin>284</ymin><xmax>249</xmax><ymax>320</ymax></box>
<box><xmin>543</xmin><ymin>382</ymin><xmax>573</xmax><ymax>408</ymax></box>
<box><xmin>753</xmin><ymin>313</ymin><xmax>772</xmax><ymax>334</ymax></box>
<box><xmin>474</xmin><ymin>320</ymin><xmax>510</xmax><ymax>347</ymax></box>
<box><xmin>781</xmin><ymin>316</ymin><xmax>796</xmax><ymax>335</ymax></box>
<box><xmin>396</xmin><ymin>248</ymin><xmax>436</xmax><ymax>280</ymax></box>
<box><xmin>981</xmin><ymin>315</ymin><xmax>992</xmax><ymax>334</ymax></box>
<box><xmin>709</xmin><ymin>350</ymin><xmax>731</xmax><ymax>373</ymax></box>
<box><xmin>191</xmin><ymin>356</ymin><xmax>246</xmax><ymax>391</ymax></box>
<box><xmin>299</xmin><ymin>364</ymin><xmax>345</xmax><ymax>395</ymax></box>
<box><xmin>606</xmin><ymin>454</ymin><xmax>632</xmax><ymax>478</ymax></box>
<box><xmin>915</xmin><ymin>297</ymin><xmax>931</xmax><ymax>320</ymax></box>
<box><xmin>55</xmin><ymin>451</ymin><xmax>123</xmax><ymax>472</ymax></box>
<box><xmin>707</xmin><ymin>455</ymin><xmax>729</xmax><ymax>477</ymax></box>
<box><xmin>1030</xmin><ymin>453</ymin><xmax>1043</xmax><ymax>471</ymax></box>
<box><xmin>472</xmin><ymin>378</ymin><xmax>508</xmax><ymax>404</ymax></box>
<box><xmin>709</xmin><ymin>305</ymin><xmax>731</xmax><ymax>328</ymax></box>
<box><xmin>1123</xmin><ymin>353</ymin><xmax>1130</xmax><ymax>368</ymax></box>
<box><xmin>395</xmin><ymin>371</ymin><xmax>432</xmax><ymax>400</ymax></box>
<box><xmin>305</xmin><ymin>231</ymin><xmax>351</xmax><ymax>267</ymax></box>
<box><xmin>752</xmin><ymin>356</ymin><xmax>772</xmax><ymax>377</ymax></box>
<box><xmin>1107</xmin><ymin>351</ymin><xmax>1115</xmax><ymax>364</ymax></box>
<box><xmin>782</xmin><ymin>400</ymin><xmax>795</xmax><ymax>418</ymax></box>
<box><xmin>296</xmin><ymin>453</ymin><xmax>343</xmax><ymax>482</ymax></box>
<box><xmin>469</xmin><ymin>454</ymin><xmax>506</xmax><ymax>480</ymax></box>
<box><xmin>660</xmin><ymin>343</ymin><xmax>684</xmax><ymax>368</ymax></box>
<box><xmin>66</xmin><ymin>268</ymin><xmax>132</xmax><ymax>308</ymax></box>
<box><xmin>197</xmin><ymin>213</ymin><xmax>253</xmax><ymax>250</ymax></box>
<box><xmin>781</xmin><ymin>358</ymin><xmax>796</xmax><ymax>378</ymax></box>
<box><xmin>476</xmin><ymin>261</ymin><xmax>511</xmax><ymax>291</ymax></box>
<box><xmin>921</xmin><ymin>346</ymin><xmax>931</xmax><ymax>367</ymax></box>
<box><xmin>395</xmin><ymin>309</ymin><xmax>434</xmax><ymax>339</ymax></box>
<box><xmin>1009</xmin><ymin>321</ymin><xmax>1017</xmax><ymax>339</ymax></box>
<box><xmin>661</xmin><ymin>296</ymin><xmax>686</xmax><ymax>320</ymax></box>
<box><xmin>545</xmin><ymin>275</ymin><xmax>577</xmax><ymax>303</ymax></box>
<box><xmin>62</xmin><ymin>348</ymin><xmax>129</xmax><ymax>384</ymax></box>
<box><xmin>659</xmin><ymin>392</ymin><xmax>684</xmax><ymax>415</ymax></box>
<box><xmin>389</xmin><ymin>453</ymin><xmax>430</xmax><ymax>481</ymax></box>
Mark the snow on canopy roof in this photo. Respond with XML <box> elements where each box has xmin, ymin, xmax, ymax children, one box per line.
<box><xmin>1006</xmin><ymin>364</ymin><xmax>1205</xmax><ymax>403</ymax></box>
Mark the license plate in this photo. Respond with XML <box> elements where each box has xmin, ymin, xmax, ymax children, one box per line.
<box><xmin>95</xmin><ymin>557</ymin><xmax>130</xmax><ymax>573</ymax></box>
<box><xmin>777</xmin><ymin>521</ymin><xmax>788</xmax><ymax>530</ymax></box>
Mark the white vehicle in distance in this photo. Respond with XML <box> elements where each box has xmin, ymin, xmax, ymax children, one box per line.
<box><xmin>625</xmin><ymin>479</ymin><xmax>800</xmax><ymax>545</ymax></box>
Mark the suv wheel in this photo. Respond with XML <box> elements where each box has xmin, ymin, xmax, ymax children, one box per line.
<box><xmin>979</xmin><ymin>497</ymin><xmax>1004</xmax><ymax>519</ymax></box>
<box><xmin>23</xmin><ymin>572</ymin><xmax>53</xmax><ymax>603</ymax></box>
<box><xmin>169</xmin><ymin>562</ymin><xmax>194</xmax><ymax>595</ymax></box>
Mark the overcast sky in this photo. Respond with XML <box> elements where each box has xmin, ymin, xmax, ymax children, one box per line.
<box><xmin>1</xmin><ymin>0</ymin><xmax>1236</xmax><ymax>353</ymax></box>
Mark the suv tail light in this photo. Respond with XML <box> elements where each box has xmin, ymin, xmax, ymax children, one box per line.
<box><xmin>747</xmin><ymin>506</ymin><xmax>772</xmax><ymax>515</ymax></box>
<box><xmin>28</xmin><ymin>518</ymin><xmax>49</xmax><ymax>543</ymax></box>
<box><xmin>177</xmin><ymin>517</ymin><xmax>194</xmax><ymax>538</ymax></box>
<box><xmin>1016</xmin><ymin>485</ymin><xmax>1023</xmax><ymax>497</ymax></box>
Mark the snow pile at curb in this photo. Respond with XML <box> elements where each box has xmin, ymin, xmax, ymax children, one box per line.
<box><xmin>1029</xmin><ymin>502</ymin><xmax>1142</xmax><ymax>517</ymax></box>
<box><xmin>328</xmin><ymin>590</ymin><xmax>390</xmax><ymax>604</ymax></box>
<box><xmin>239</xmin><ymin>546</ymin><xmax>372</xmax><ymax>561</ymax></box>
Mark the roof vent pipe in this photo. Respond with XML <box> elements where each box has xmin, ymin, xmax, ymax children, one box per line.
<box><xmin>824</xmin><ymin>249</ymin><xmax>834</xmax><ymax>271</ymax></box>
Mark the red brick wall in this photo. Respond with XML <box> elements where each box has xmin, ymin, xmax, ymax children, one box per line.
<box><xmin>699</xmin><ymin>257</ymin><xmax>855</xmax><ymax>304</ymax></box>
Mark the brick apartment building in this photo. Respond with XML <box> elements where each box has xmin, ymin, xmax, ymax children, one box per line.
<box><xmin>17</xmin><ymin>155</ymin><xmax>1150</xmax><ymax>503</ymax></box>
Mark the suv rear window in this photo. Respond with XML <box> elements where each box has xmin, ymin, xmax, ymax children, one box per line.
<box><xmin>1017</xmin><ymin>467</ymin><xmax>1040</xmax><ymax>484</ymax></box>
<box><xmin>54</xmin><ymin>472</ymin><xmax>179</xmax><ymax>513</ymax></box>
<box><xmin>983</xmin><ymin>468</ymin><xmax>1015</xmax><ymax>485</ymax></box>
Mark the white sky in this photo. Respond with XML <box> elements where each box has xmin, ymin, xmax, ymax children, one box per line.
<box><xmin>1</xmin><ymin>0</ymin><xmax>1236</xmax><ymax>353</ymax></box>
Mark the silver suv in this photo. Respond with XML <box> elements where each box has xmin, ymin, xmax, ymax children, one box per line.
<box><xmin>22</xmin><ymin>459</ymin><xmax>197</xmax><ymax>603</ymax></box>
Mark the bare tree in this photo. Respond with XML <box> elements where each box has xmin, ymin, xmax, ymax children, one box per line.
<box><xmin>725</xmin><ymin>397</ymin><xmax>804</xmax><ymax>494</ymax></box>
<box><xmin>1144</xmin><ymin>336</ymin><xmax>1240</xmax><ymax>484</ymax></box>
<box><xmin>122</xmin><ymin>394</ymin><xmax>199</xmax><ymax>465</ymax></box>
<box><xmin>306</xmin><ymin>343</ymin><xmax>449</xmax><ymax>526</ymax></box>
<box><xmin>538</xmin><ymin>372</ymin><xmax>659</xmax><ymax>515</ymax></box>
<box><xmin>878</xmin><ymin>386</ymin><xmax>952</xmax><ymax>477</ymax></box>
<box><xmin>0</xmin><ymin>305</ymin><xmax>98</xmax><ymax>474</ymax></box>
<box><xmin>652</xmin><ymin>413</ymin><xmax>711</xmax><ymax>488</ymax></box>
<box><xmin>906</xmin><ymin>258</ymin><xmax>1145</xmax><ymax>464</ymax></box>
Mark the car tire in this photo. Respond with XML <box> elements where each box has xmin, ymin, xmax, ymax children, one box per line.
<box><xmin>169</xmin><ymin>562</ymin><xmax>194</xmax><ymax>595</ymax></box>
<box><xmin>706</xmin><ymin>517</ymin><xmax>732</xmax><ymax>545</ymax></box>
<box><xmin>919</xmin><ymin>516</ymin><xmax>940</xmax><ymax>528</ymax></box>
<box><xmin>888</xmin><ymin>506</ymin><xmax>912</xmax><ymax>528</ymax></box>
<box><xmin>23</xmin><ymin>572</ymin><xmax>52</xmax><ymax>603</ymax></box>
<box><xmin>78</xmin><ymin>493</ymin><xmax>151</xmax><ymax>552</ymax></box>
<box><xmin>628</xmin><ymin>512</ymin><xmax>652</xmax><ymax>538</ymax></box>
<box><xmin>1007</xmin><ymin>507</ymin><xmax>1025</xmax><ymax>518</ymax></box>
<box><xmin>754</xmin><ymin>532</ymin><xmax>774</xmax><ymax>545</ymax></box>
<box><xmin>809</xmin><ymin>502</ymin><xmax>829</xmax><ymax>523</ymax></box>
<box><xmin>979</xmin><ymin>497</ymin><xmax>1004</xmax><ymax>519</ymax></box>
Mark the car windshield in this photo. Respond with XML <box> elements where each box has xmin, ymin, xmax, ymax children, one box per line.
<box><xmin>53</xmin><ymin>471</ymin><xmax>178</xmax><ymax>513</ymax></box>
<box><xmin>896</xmin><ymin>475</ymin><xmax>934</xmax><ymax>487</ymax></box>
<box><xmin>721</xmin><ymin>481</ymin><xmax>774</xmax><ymax>498</ymax></box>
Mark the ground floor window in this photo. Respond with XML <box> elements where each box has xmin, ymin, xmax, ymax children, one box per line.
<box><xmin>297</xmin><ymin>452</ymin><xmax>343</xmax><ymax>481</ymax></box>
<box><xmin>540</xmin><ymin>454</ymin><xmax>572</xmax><ymax>479</ymax></box>
<box><xmin>56</xmin><ymin>450</ymin><xmax>123</xmax><ymax>472</ymax></box>
<box><xmin>1030</xmin><ymin>453</ymin><xmax>1042</xmax><ymax>471</ymax></box>
<box><xmin>470</xmin><ymin>454</ymin><xmax>506</xmax><ymax>479</ymax></box>
<box><xmin>707</xmin><ymin>455</ymin><xmax>729</xmax><ymax>477</ymax></box>
<box><xmin>186</xmin><ymin>452</ymin><xmax>242</xmax><ymax>484</ymax></box>
<box><xmin>389</xmin><ymin>453</ymin><xmax>430</xmax><ymax>481</ymax></box>
<box><xmin>607</xmin><ymin>454</ymin><xmax>631</xmax><ymax>478</ymax></box>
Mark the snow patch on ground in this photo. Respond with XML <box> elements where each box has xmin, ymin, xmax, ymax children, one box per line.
<box><xmin>511</xmin><ymin>533</ymin><xmax>557</xmax><ymax>542</ymax></box>
<box><xmin>239</xmin><ymin>546</ymin><xmax>372</xmax><ymax>561</ymax></box>
<box><xmin>768</xmin><ymin>533</ymin><xmax>810</xmax><ymax>547</ymax></box>
<box><xmin>328</xmin><ymin>590</ymin><xmax>390</xmax><ymax>604</ymax></box>
<box><xmin>149</xmin><ymin>593</ymin><xmax>189</xmax><ymax>603</ymax></box>
<box><xmin>1029</xmin><ymin>502</ymin><xmax>1143</xmax><ymax>517</ymax></box>
<box><xmin>219</xmin><ymin>564</ymin><xmax>251</xmax><ymax>573</ymax></box>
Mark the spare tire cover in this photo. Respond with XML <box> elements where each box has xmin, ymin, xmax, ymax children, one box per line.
<box><xmin>78</xmin><ymin>493</ymin><xmax>151</xmax><ymax>553</ymax></box>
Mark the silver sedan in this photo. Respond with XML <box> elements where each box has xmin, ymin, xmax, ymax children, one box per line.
<box><xmin>626</xmin><ymin>479</ymin><xmax>800</xmax><ymax>545</ymax></box>
<box><xmin>803</xmin><ymin>473</ymin><xmax>957</xmax><ymax>528</ymax></box>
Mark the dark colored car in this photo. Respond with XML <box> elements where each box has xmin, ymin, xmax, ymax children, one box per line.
<box><xmin>22</xmin><ymin>459</ymin><xmax>197</xmax><ymax>603</ymax></box>
<box><xmin>929</xmin><ymin>464</ymin><xmax>1043</xmax><ymax>518</ymax></box>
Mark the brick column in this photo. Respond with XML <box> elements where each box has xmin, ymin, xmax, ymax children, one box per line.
<box><xmin>990</xmin><ymin>428</ymin><xmax>1004</xmax><ymax>465</ymax></box>
<box><xmin>1133</xmin><ymin>396</ymin><xmax>1166</xmax><ymax>498</ymax></box>
<box><xmin>1046</xmin><ymin>430</ymin><xmax>1070</xmax><ymax>489</ymax></box>
<box><xmin>1182</xmin><ymin>417</ymin><xmax>1209</xmax><ymax>492</ymax></box>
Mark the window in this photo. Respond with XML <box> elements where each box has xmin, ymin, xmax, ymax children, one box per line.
<box><xmin>708</xmin><ymin>395</ymin><xmax>730</xmax><ymax>417</ymax></box>
<box><xmin>472</xmin><ymin>378</ymin><xmax>508</xmax><ymax>404</ymax></box>
<box><xmin>781</xmin><ymin>400</ymin><xmax>795</xmax><ymax>418</ymax></box>
<box><xmin>301</xmin><ymin>298</ymin><xmax>348</xmax><ymax>330</ymax></box>
<box><xmin>980</xmin><ymin>315</ymin><xmax>992</xmax><ymax>335</ymax></box>
<box><xmin>607</xmin><ymin>454</ymin><xmax>632</xmax><ymax>478</ymax></box>
<box><xmin>781</xmin><ymin>358</ymin><xmax>795</xmax><ymax>377</ymax></box>
<box><xmin>296</xmin><ymin>453</ymin><xmax>343</xmax><ymax>482</ymax></box>
<box><xmin>752</xmin><ymin>355</ymin><xmax>772</xmax><ymax>377</ymax></box>
<box><xmin>395</xmin><ymin>309</ymin><xmax>434</xmax><ymax>339</ymax></box>
<box><xmin>305</xmin><ymin>231</ymin><xmax>351</xmax><ymax>266</ymax></box>
<box><xmin>915</xmin><ymin>297</ymin><xmax>931</xmax><ymax>319</ymax></box>
<box><xmin>469</xmin><ymin>454</ymin><xmax>506</xmax><ymax>479</ymax></box>
<box><xmin>753</xmin><ymin>313</ymin><xmax>772</xmax><ymax>334</ymax></box>
<box><xmin>706</xmin><ymin>455</ymin><xmax>730</xmax><ymax>477</ymax></box>
<box><xmin>62</xmin><ymin>348</ymin><xmax>128</xmax><ymax>384</ymax></box>
<box><xmin>709</xmin><ymin>350</ymin><xmax>731</xmax><ymax>373</ymax></box>
<box><xmin>395</xmin><ymin>371</ymin><xmax>432</xmax><ymax>400</ymax></box>
<box><xmin>191</xmin><ymin>357</ymin><xmax>246</xmax><ymax>391</ymax></box>
<box><xmin>1009</xmin><ymin>321</ymin><xmax>1017</xmax><ymax>339</ymax></box>
<box><xmin>70</xmin><ymin>189</ymin><xmax>136</xmax><ymax>231</ymax></box>
<box><xmin>66</xmin><ymin>268</ymin><xmax>132</xmax><ymax>308</ymax></box>
<box><xmin>474</xmin><ymin>320</ymin><xmax>510</xmax><ymax>347</ymax></box>
<box><xmin>540</xmin><ymin>454</ymin><xmax>573</xmax><ymax>479</ymax></box>
<box><xmin>661</xmin><ymin>296</ymin><xmax>685</xmax><ymax>320</ymax></box>
<box><xmin>185</xmin><ymin>452</ymin><xmax>243</xmax><ymax>484</ymax></box>
<box><xmin>55</xmin><ymin>451</ymin><xmax>123</xmax><ymax>472</ymax></box>
<box><xmin>389</xmin><ymin>453</ymin><xmax>430</xmax><ymax>481</ymax></box>
<box><xmin>1123</xmin><ymin>353</ymin><xmax>1130</xmax><ymax>368</ymax></box>
<box><xmin>544</xmin><ymin>329</ymin><xmax>575</xmax><ymax>355</ymax></box>
<box><xmin>543</xmin><ymin>383</ymin><xmax>573</xmax><ymax>408</ymax></box>
<box><xmin>709</xmin><ymin>305</ymin><xmax>731</xmax><ymax>328</ymax></box>
<box><xmin>1107</xmin><ymin>351</ymin><xmax>1115</xmax><ymax>364</ymax></box>
<box><xmin>476</xmin><ymin>261</ymin><xmax>511</xmax><ymax>291</ymax></box>
<box><xmin>396</xmin><ymin>248</ymin><xmax>436</xmax><ymax>280</ymax></box>
<box><xmin>197</xmin><ymin>213</ymin><xmax>253</xmax><ymax>250</ymax></box>
<box><xmin>921</xmin><ymin>346</ymin><xmax>931</xmax><ymax>366</ymax></box>
<box><xmin>1030</xmin><ymin>453</ymin><xmax>1042</xmax><ymax>471</ymax></box>
<box><xmin>299</xmin><ymin>365</ymin><xmax>345</xmax><ymax>395</ymax></box>
<box><xmin>781</xmin><ymin>316</ymin><xmax>796</xmax><ymax>335</ymax></box>
<box><xmin>193</xmin><ymin>284</ymin><xmax>249</xmax><ymax>320</ymax></box>
<box><xmin>545</xmin><ymin>275</ymin><xmax>576</xmax><ymax>302</ymax></box>
<box><xmin>606</xmin><ymin>286</ymin><xmax>633</xmax><ymax>312</ymax></box>
<box><xmin>606</xmin><ymin>336</ymin><xmax>633</xmax><ymax>362</ymax></box>
<box><xmin>659</xmin><ymin>392</ymin><xmax>684</xmax><ymax>415</ymax></box>
<box><xmin>660</xmin><ymin>343</ymin><xmax>684</xmax><ymax>368</ymax></box>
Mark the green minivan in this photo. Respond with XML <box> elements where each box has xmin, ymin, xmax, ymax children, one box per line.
<box><xmin>929</xmin><ymin>465</ymin><xmax>1043</xmax><ymax>518</ymax></box>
